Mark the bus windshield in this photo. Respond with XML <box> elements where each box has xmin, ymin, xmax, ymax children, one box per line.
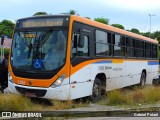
<box><xmin>11</xmin><ymin>29</ymin><xmax>67</xmax><ymax>71</ymax></box>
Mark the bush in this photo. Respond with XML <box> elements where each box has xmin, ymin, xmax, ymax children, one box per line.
<box><xmin>106</xmin><ymin>86</ymin><xmax>160</xmax><ymax>106</ymax></box>
<box><xmin>0</xmin><ymin>48</ymin><xmax>10</xmax><ymax>59</ymax></box>
<box><xmin>0</xmin><ymin>94</ymin><xmax>33</xmax><ymax>111</ymax></box>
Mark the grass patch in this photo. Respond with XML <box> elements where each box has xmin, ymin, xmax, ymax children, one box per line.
<box><xmin>0</xmin><ymin>94</ymin><xmax>88</xmax><ymax>111</ymax></box>
<box><xmin>50</xmin><ymin>100</ymin><xmax>85</xmax><ymax>110</ymax></box>
<box><xmin>101</xmin><ymin>86</ymin><xmax>160</xmax><ymax>106</ymax></box>
<box><xmin>0</xmin><ymin>94</ymin><xmax>34</xmax><ymax>111</ymax></box>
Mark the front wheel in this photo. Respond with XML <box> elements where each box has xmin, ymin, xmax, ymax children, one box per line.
<box><xmin>140</xmin><ymin>72</ymin><xmax>146</xmax><ymax>87</ymax></box>
<box><xmin>90</xmin><ymin>78</ymin><xmax>102</xmax><ymax>102</ymax></box>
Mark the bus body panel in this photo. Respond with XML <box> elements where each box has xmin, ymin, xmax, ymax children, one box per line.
<box><xmin>9</xmin><ymin>65</ymin><xmax>70</xmax><ymax>87</ymax></box>
<box><xmin>70</xmin><ymin>63</ymin><xmax>92</xmax><ymax>99</ymax></box>
<box><xmin>9</xmin><ymin>78</ymin><xmax>71</xmax><ymax>100</ymax></box>
<box><xmin>70</xmin><ymin>59</ymin><xmax>159</xmax><ymax>93</ymax></box>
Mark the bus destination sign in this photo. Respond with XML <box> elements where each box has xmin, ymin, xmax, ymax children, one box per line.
<box><xmin>17</xmin><ymin>18</ymin><xmax>64</xmax><ymax>28</ymax></box>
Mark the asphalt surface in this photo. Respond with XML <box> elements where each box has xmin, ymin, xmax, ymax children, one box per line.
<box><xmin>69</xmin><ymin>117</ymin><xmax>160</xmax><ymax>120</ymax></box>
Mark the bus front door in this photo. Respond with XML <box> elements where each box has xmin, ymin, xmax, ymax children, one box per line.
<box><xmin>70</xmin><ymin>31</ymin><xmax>92</xmax><ymax>99</ymax></box>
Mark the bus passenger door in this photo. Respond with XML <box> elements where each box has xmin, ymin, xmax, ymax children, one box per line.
<box><xmin>70</xmin><ymin>27</ymin><xmax>92</xmax><ymax>99</ymax></box>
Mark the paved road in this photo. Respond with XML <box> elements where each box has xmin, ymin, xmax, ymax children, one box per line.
<box><xmin>69</xmin><ymin>117</ymin><xmax>160</xmax><ymax>120</ymax></box>
<box><xmin>64</xmin><ymin>103</ymin><xmax>160</xmax><ymax>119</ymax></box>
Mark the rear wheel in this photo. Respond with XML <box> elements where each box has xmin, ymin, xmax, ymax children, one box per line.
<box><xmin>91</xmin><ymin>78</ymin><xmax>102</xmax><ymax>102</ymax></box>
<box><xmin>140</xmin><ymin>72</ymin><xmax>146</xmax><ymax>87</ymax></box>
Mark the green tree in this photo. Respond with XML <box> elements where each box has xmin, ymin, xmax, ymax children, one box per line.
<box><xmin>111</xmin><ymin>24</ymin><xmax>125</xmax><ymax>30</ymax></box>
<box><xmin>67</xmin><ymin>10</ymin><xmax>79</xmax><ymax>15</ymax></box>
<box><xmin>130</xmin><ymin>28</ymin><xmax>140</xmax><ymax>34</ymax></box>
<box><xmin>85</xmin><ymin>17</ymin><xmax>91</xmax><ymax>19</ymax></box>
<box><xmin>151</xmin><ymin>31</ymin><xmax>160</xmax><ymax>39</ymax></box>
<box><xmin>141</xmin><ymin>32</ymin><xmax>150</xmax><ymax>38</ymax></box>
<box><xmin>157</xmin><ymin>36</ymin><xmax>160</xmax><ymax>43</ymax></box>
<box><xmin>150</xmin><ymin>33</ymin><xmax>156</xmax><ymax>39</ymax></box>
<box><xmin>33</xmin><ymin>12</ymin><xmax>48</xmax><ymax>16</ymax></box>
<box><xmin>94</xmin><ymin>17</ymin><xmax>109</xmax><ymax>24</ymax></box>
<box><xmin>0</xmin><ymin>20</ymin><xmax>15</xmax><ymax>38</ymax></box>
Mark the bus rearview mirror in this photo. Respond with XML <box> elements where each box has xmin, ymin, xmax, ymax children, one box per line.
<box><xmin>78</xmin><ymin>35</ymin><xmax>84</xmax><ymax>48</ymax></box>
<box><xmin>73</xmin><ymin>35</ymin><xmax>78</xmax><ymax>48</ymax></box>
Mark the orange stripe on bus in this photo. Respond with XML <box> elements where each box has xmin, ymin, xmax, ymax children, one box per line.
<box><xmin>70</xmin><ymin>59</ymin><xmax>159</xmax><ymax>78</ymax></box>
<box><xmin>112</xmin><ymin>59</ymin><xmax>124</xmax><ymax>63</ymax></box>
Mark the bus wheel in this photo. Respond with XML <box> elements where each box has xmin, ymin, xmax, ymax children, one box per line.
<box><xmin>91</xmin><ymin>78</ymin><xmax>102</xmax><ymax>102</ymax></box>
<box><xmin>140</xmin><ymin>72</ymin><xmax>146</xmax><ymax>87</ymax></box>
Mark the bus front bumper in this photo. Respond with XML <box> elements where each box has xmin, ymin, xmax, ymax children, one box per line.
<box><xmin>8</xmin><ymin>82</ymin><xmax>71</xmax><ymax>100</ymax></box>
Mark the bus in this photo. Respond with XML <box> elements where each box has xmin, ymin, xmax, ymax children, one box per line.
<box><xmin>8</xmin><ymin>15</ymin><xmax>159</xmax><ymax>100</ymax></box>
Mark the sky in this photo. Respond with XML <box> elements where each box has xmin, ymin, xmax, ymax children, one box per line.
<box><xmin>0</xmin><ymin>0</ymin><xmax>160</xmax><ymax>32</ymax></box>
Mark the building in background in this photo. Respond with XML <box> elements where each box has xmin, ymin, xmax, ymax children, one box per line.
<box><xmin>0</xmin><ymin>38</ymin><xmax>12</xmax><ymax>49</ymax></box>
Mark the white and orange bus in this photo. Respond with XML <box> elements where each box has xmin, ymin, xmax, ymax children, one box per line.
<box><xmin>8</xmin><ymin>15</ymin><xmax>159</xmax><ymax>100</ymax></box>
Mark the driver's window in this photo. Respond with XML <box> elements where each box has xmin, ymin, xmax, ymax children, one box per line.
<box><xmin>78</xmin><ymin>34</ymin><xmax>89</xmax><ymax>56</ymax></box>
<box><xmin>71</xmin><ymin>33</ymin><xmax>89</xmax><ymax>59</ymax></box>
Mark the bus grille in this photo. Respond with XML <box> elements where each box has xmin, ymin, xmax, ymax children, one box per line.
<box><xmin>15</xmin><ymin>86</ymin><xmax>47</xmax><ymax>97</ymax></box>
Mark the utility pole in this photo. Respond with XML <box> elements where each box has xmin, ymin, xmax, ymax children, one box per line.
<box><xmin>148</xmin><ymin>14</ymin><xmax>155</xmax><ymax>38</ymax></box>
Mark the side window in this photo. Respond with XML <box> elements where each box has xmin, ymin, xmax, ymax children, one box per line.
<box><xmin>146</xmin><ymin>43</ymin><xmax>151</xmax><ymax>58</ymax></box>
<box><xmin>108</xmin><ymin>33</ymin><xmax>112</xmax><ymax>56</ymax></box>
<box><xmin>136</xmin><ymin>41</ymin><xmax>144</xmax><ymax>58</ymax></box>
<box><xmin>108</xmin><ymin>33</ymin><xmax>112</xmax><ymax>44</ymax></box>
<box><xmin>95</xmin><ymin>30</ymin><xmax>111</xmax><ymax>56</ymax></box>
<box><xmin>121</xmin><ymin>36</ymin><xmax>126</xmax><ymax>56</ymax></box>
<box><xmin>126</xmin><ymin>37</ymin><xmax>134</xmax><ymax>57</ymax></box>
<box><xmin>121</xmin><ymin>36</ymin><xmax>125</xmax><ymax>46</ymax></box>
<box><xmin>141</xmin><ymin>41</ymin><xmax>145</xmax><ymax>57</ymax></box>
<box><xmin>113</xmin><ymin>34</ymin><xmax>124</xmax><ymax>56</ymax></box>
<box><xmin>152</xmin><ymin>44</ymin><xmax>158</xmax><ymax>58</ymax></box>
<box><xmin>71</xmin><ymin>33</ymin><xmax>89</xmax><ymax>58</ymax></box>
<box><xmin>133</xmin><ymin>39</ymin><xmax>136</xmax><ymax>57</ymax></box>
<box><xmin>96</xmin><ymin>30</ymin><xmax>107</xmax><ymax>43</ymax></box>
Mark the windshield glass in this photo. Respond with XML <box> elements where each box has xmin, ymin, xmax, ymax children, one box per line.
<box><xmin>11</xmin><ymin>29</ymin><xmax>67</xmax><ymax>71</ymax></box>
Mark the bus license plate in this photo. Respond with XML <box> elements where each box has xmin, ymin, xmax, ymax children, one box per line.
<box><xmin>25</xmin><ymin>92</ymin><xmax>36</xmax><ymax>97</ymax></box>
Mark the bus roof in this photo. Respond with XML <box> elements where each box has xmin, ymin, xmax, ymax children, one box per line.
<box><xmin>70</xmin><ymin>15</ymin><xmax>158</xmax><ymax>44</ymax></box>
<box><xmin>16</xmin><ymin>15</ymin><xmax>158</xmax><ymax>44</ymax></box>
<box><xmin>17</xmin><ymin>14</ymin><xmax>70</xmax><ymax>21</ymax></box>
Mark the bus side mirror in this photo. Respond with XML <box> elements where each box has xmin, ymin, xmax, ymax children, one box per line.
<box><xmin>78</xmin><ymin>35</ymin><xmax>84</xmax><ymax>48</ymax></box>
<box><xmin>1</xmin><ymin>35</ymin><xmax>4</xmax><ymax>45</ymax></box>
<box><xmin>73</xmin><ymin>33</ymin><xmax>80</xmax><ymax>48</ymax></box>
<box><xmin>73</xmin><ymin>35</ymin><xmax>77</xmax><ymax>48</ymax></box>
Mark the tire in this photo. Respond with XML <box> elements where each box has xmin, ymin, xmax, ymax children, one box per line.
<box><xmin>91</xmin><ymin>78</ymin><xmax>102</xmax><ymax>102</ymax></box>
<box><xmin>140</xmin><ymin>72</ymin><xmax>146</xmax><ymax>87</ymax></box>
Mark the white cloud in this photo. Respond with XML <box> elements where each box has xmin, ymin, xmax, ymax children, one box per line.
<box><xmin>0</xmin><ymin>0</ymin><xmax>159</xmax><ymax>31</ymax></box>
<box><xmin>102</xmin><ymin>0</ymin><xmax>160</xmax><ymax>11</ymax></box>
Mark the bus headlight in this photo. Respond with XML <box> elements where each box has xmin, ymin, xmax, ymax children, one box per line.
<box><xmin>50</xmin><ymin>74</ymin><xmax>66</xmax><ymax>88</ymax></box>
<box><xmin>8</xmin><ymin>72</ymin><xmax>14</xmax><ymax>84</ymax></box>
